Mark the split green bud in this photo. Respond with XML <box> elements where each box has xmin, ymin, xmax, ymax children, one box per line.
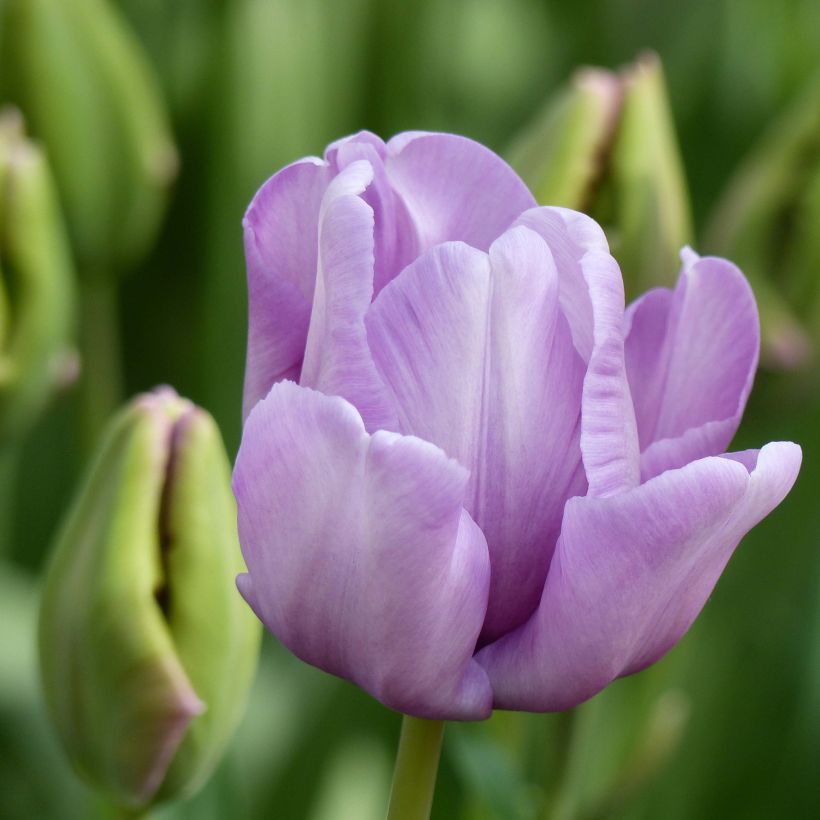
<box><xmin>39</xmin><ymin>388</ymin><xmax>260</xmax><ymax>812</ymax></box>
<box><xmin>508</xmin><ymin>53</ymin><xmax>692</xmax><ymax>297</ymax></box>
<box><xmin>1</xmin><ymin>0</ymin><xmax>178</xmax><ymax>278</ymax></box>
<box><xmin>705</xmin><ymin>71</ymin><xmax>820</xmax><ymax>369</ymax></box>
<box><xmin>0</xmin><ymin>109</ymin><xmax>75</xmax><ymax>447</ymax></box>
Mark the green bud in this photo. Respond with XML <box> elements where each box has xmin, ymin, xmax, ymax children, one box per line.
<box><xmin>509</xmin><ymin>53</ymin><xmax>693</xmax><ymax>297</ymax></box>
<box><xmin>508</xmin><ymin>67</ymin><xmax>623</xmax><ymax>211</ymax></box>
<box><xmin>0</xmin><ymin>109</ymin><xmax>76</xmax><ymax>447</ymax></box>
<box><xmin>705</xmin><ymin>71</ymin><xmax>820</xmax><ymax>369</ymax></box>
<box><xmin>39</xmin><ymin>388</ymin><xmax>260</xmax><ymax>811</ymax></box>
<box><xmin>1</xmin><ymin>0</ymin><xmax>178</xmax><ymax>278</ymax></box>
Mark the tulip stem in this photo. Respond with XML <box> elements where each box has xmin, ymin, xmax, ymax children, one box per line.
<box><xmin>79</xmin><ymin>278</ymin><xmax>123</xmax><ymax>453</ymax></box>
<box><xmin>386</xmin><ymin>716</ymin><xmax>445</xmax><ymax>820</ymax></box>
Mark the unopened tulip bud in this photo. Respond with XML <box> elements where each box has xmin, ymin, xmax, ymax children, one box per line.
<box><xmin>1</xmin><ymin>0</ymin><xmax>178</xmax><ymax>277</ymax></box>
<box><xmin>508</xmin><ymin>67</ymin><xmax>623</xmax><ymax>211</ymax></box>
<box><xmin>509</xmin><ymin>53</ymin><xmax>692</xmax><ymax>297</ymax></box>
<box><xmin>39</xmin><ymin>388</ymin><xmax>260</xmax><ymax>811</ymax></box>
<box><xmin>0</xmin><ymin>109</ymin><xmax>75</xmax><ymax>446</ymax></box>
<box><xmin>705</xmin><ymin>72</ymin><xmax>820</xmax><ymax>369</ymax></box>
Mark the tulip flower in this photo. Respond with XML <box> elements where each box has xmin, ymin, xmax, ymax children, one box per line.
<box><xmin>39</xmin><ymin>388</ymin><xmax>260</xmax><ymax>812</ymax></box>
<box><xmin>234</xmin><ymin>130</ymin><xmax>800</xmax><ymax>725</ymax></box>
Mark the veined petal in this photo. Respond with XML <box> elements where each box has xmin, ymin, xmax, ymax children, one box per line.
<box><xmin>476</xmin><ymin>441</ymin><xmax>801</xmax><ymax>712</ymax></box>
<box><xmin>510</xmin><ymin>206</ymin><xmax>608</xmax><ymax>360</ymax></box>
<box><xmin>385</xmin><ymin>132</ymin><xmax>536</xmax><ymax>252</ymax></box>
<box><xmin>233</xmin><ymin>382</ymin><xmax>492</xmax><ymax>720</ymax></box>
<box><xmin>366</xmin><ymin>227</ymin><xmax>586</xmax><ymax>642</ymax></box>
<box><xmin>510</xmin><ymin>207</ymin><xmax>639</xmax><ymax>497</ymax></box>
<box><xmin>580</xmin><ymin>248</ymin><xmax>641</xmax><ymax>497</ymax></box>
<box><xmin>328</xmin><ymin>134</ymin><xmax>420</xmax><ymax>295</ymax></box>
<box><xmin>625</xmin><ymin>252</ymin><xmax>759</xmax><ymax>480</ymax></box>
<box><xmin>300</xmin><ymin>161</ymin><xmax>398</xmax><ymax>432</ymax></box>
<box><xmin>242</xmin><ymin>158</ymin><xmax>332</xmax><ymax>417</ymax></box>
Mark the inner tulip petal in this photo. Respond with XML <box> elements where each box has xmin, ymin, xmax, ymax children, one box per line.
<box><xmin>365</xmin><ymin>226</ymin><xmax>586</xmax><ymax>642</ymax></box>
<box><xmin>625</xmin><ymin>251</ymin><xmax>759</xmax><ymax>480</ymax></box>
<box><xmin>385</xmin><ymin>131</ymin><xmax>537</xmax><ymax>252</ymax></box>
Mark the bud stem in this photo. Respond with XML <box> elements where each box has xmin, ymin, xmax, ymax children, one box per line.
<box><xmin>0</xmin><ymin>443</ymin><xmax>19</xmax><ymax>557</ymax></box>
<box><xmin>78</xmin><ymin>278</ymin><xmax>123</xmax><ymax>452</ymax></box>
<box><xmin>386</xmin><ymin>716</ymin><xmax>445</xmax><ymax>820</ymax></box>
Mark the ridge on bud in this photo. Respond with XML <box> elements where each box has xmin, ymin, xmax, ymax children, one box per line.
<box><xmin>39</xmin><ymin>387</ymin><xmax>260</xmax><ymax>811</ymax></box>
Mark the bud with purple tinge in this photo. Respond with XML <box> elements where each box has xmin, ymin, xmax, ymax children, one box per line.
<box><xmin>39</xmin><ymin>388</ymin><xmax>260</xmax><ymax>812</ymax></box>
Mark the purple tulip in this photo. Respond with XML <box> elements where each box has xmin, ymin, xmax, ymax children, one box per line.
<box><xmin>233</xmin><ymin>131</ymin><xmax>801</xmax><ymax>720</ymax></box>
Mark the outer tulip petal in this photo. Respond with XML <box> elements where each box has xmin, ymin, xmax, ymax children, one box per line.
<box><xmin>476</xmin><ymin>441</ymin><xmax>801</xmax><ymax>712</ymax></box>
<box><xmin>233</xmin><ymin>382</ymin><xmax>492</xmax><ymax>720</ymax></box>
<box><xmin>385</xmin><ymin>132</ymin><xmax>536</xmax><ymax>252</ymax></box>
<box><xmin>366</xmin><ymin>227</ymin><xmax>586</xmax><ymax>642</ymax></box>
<box><xmin>300</xmin><ymin>161</ymin><xmax>399</xmax><ymax>432</ymax></box>
<box><xmin>625</xmin><ymin>252</ymin><xmax>759</xmax><ymax>480</ymax></box>
<box><xmin>242</xmin><ymin>158</ymin><xmax>332</xmax><ymax>417</ymax></box>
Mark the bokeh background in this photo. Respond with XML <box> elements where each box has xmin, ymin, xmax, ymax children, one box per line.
<box><xmin>2</xmin><ymin>0</ymin><xmax>820</xmax><ymax>817</ymax></box>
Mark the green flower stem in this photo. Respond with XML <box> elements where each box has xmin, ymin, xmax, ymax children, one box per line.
<box><xmin>386</xmin><ymin>716</ymin><xmax>445</xmax><ymax>820</ymax></box>
<box><xmin>0</xmin><ymin>444</ymin><xmax>19</xmax><ymax>557</ymax></box>
<box><xmin>78</xmin><ymin>278</ymin><xmax>122</xmax><ymax>453</ymax></box>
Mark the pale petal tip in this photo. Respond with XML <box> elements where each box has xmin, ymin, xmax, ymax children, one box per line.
<box><xmin>679</xmin><ymin>245</ymin><xmax>700</xmax><ymax>268</ymax></box>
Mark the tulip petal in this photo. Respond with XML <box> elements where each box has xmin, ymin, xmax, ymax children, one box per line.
<box><xmin>476</xmin><ymin>441</ymin><xmax>801</xmax><ymax>712</ymax></box>
<box><xmin>299</xmin><ymin>161</ymin><xmax>399</xmax><ymax>432</ymax></box>
<box><xmin>366</xmin><ymin>227</ymin><xmax>586</xmax><ymax>642</ymax></box>
<box><xmin>242</xmin><ymin>158</ymin><xmax>332</xmax><ymax>417</ymax></box>
<box><xmin>625</xmin><ymin>252</ymin><xmax>759</xmax><ymax>480</ymax></box>
<box><xmin>579</xmin><ymin>247</ymin><xmax>641</xmax><ymax>497</ymax></box>
<box><xmin>233</xmin><ymin>382</ymin><xmax>492</xmax><ymax>720</ymax></box>
<box><xmin>510</xmin><ymin>209</ymin><xmax>593</xmax><ymax>358</ymax></box>
<box><xmin>510</xmin><ymin>207</ymin><xmax>640</xmax><ymax>497</ymax></box>
<box><xmin>385</xmin><ymin>132</ymin><xmax>536</xmax><ymax>252</ymax></box>
<box><xmin>326</xmin><ymin>132</ymin><xmax>420</xmax><ymax>294</ymax></box>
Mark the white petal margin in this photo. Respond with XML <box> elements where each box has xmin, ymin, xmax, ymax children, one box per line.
<box><xmin>476</xmin><ymin>441</ymin><xmax>801</xmax><ymax>712</ymax></box>
<box><xmin>233</xmin><ymin>381</ymin><xmax>493</xmax><ymax>720</ymax></box>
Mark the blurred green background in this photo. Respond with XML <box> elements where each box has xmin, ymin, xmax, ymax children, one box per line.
<box><xmin>2</xmin><ymin>0</ymin><xmax>820</xmax><ymax>817</ymax></box>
